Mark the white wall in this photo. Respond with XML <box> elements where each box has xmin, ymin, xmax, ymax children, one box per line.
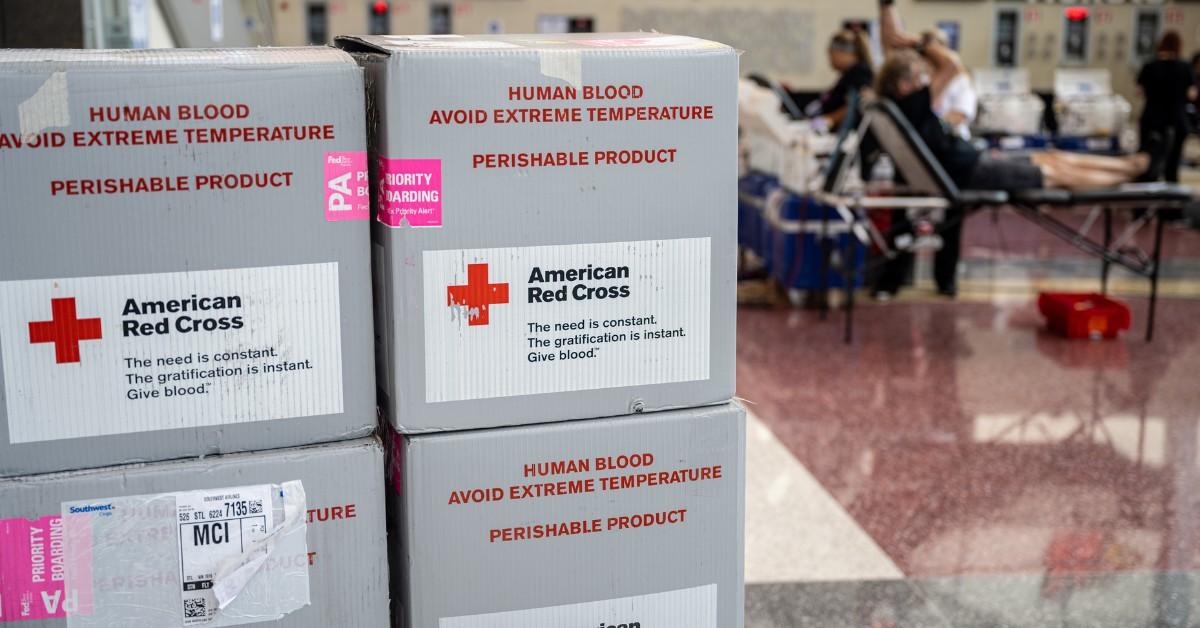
<box><xmin>270</xmin><ymin>0</ymin><xmax>1200</xmax><ymax>101</ymax></box>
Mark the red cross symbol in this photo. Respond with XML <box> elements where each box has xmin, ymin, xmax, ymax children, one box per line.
<box><xmin>28</xmin><ymin>297</ymin><xmax>103</xmax><ymax>364</ymax></box>
<box><xmin>446</xmin><ymin>263</ymin><xmax>509</xmax><ymax>326</ymax></box>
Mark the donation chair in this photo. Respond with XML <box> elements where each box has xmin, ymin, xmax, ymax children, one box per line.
<box><xmin>816</xmin><ymin>98</ymin><xmax>1194</xmax><ymax>343</ymax></box>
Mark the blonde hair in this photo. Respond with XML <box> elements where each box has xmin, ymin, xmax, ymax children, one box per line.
<box><xmin>831</xmin><ymin>29</ymin><xmax>873</xmax><ymax>68</ymax></box>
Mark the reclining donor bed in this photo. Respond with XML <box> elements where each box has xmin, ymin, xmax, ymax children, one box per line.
<box><xmin>813</xmin><ymin>97</ymin><xmax>1195</xmax><ymax>343</ymax></box>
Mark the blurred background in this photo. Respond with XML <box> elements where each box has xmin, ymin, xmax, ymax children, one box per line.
<box><xmin>5</xmin><ymin>0</ymin><xmax>1198</xmax><ymax>105</ymax></box>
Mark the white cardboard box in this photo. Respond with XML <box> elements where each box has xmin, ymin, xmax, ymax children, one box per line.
<box><xmin>0</xmin><ymin>48</ymin><xmax>376</xmax><ymax>476</ymax></box>
<box><xmin>0</xmin><ymin>438</ymin><xmax>388</xmax><ymax>627</ymax></box>
<box><xmin>390</xmin><ymin>402</ymin><xmax>745</xmax><ymax>628</ymax></box>
<box><xmin>336</xmin><ymin>33</ymin><xmax>738</xmax><ymax>433</ymax></box>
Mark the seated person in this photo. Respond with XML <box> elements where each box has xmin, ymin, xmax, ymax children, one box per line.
<box><xmin>878</xmin><ymin>0</ymin><xmax>1149</xmax><ymax>190</ymax></box>
<box><xmin>808</xmin><ymin>29</ymin><xmax>875</xmax><ymax>132</ymax></box>
<box><xmin>870</xmin><ymin>8</ymin><xmax>1152</xmax><ymax>300</ymax></box>
<box><xmin>879</xmin><ymin>3</ymin><xmax>976</xmax><ymax>140</ymax></box>
<box><xmin>876</xmin><ymin>49</ymin><xmax>1150</xmax><ymax>191</ymax></box>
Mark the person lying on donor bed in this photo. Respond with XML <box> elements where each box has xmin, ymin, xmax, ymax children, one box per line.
<box><xmin>874</xmin><ymin>49</ymin><xmax>1157</xmax><ymax>191</ymax></box>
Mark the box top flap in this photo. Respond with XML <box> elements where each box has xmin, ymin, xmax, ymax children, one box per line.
<box><xmin>0</xmin><ymin>46</ymin><xmax>355</xmax><ymax>70</ymax></box>
<box><xmin>335</xmin><ymin>32</ymin><xmax>732</xmax><ymax>55</ymax></box>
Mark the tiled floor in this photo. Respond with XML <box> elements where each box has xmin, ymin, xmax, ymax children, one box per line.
<box><xmin>740</xmin><ymin>210</ymin><xmax>1200</xmax><ymax>626</ymax></box>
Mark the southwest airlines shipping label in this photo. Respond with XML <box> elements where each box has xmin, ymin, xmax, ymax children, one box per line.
<box><xmin>423</xmin><ymin>238</ymin><xmax>710</xmax><ymax>402</ymax></box>
<box><xmin>0</xmin><ymin>263</ymin><xmax>344</xmax><ymax>443</ymax></box>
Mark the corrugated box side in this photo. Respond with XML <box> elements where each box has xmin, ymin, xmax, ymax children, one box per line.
<box><xmin>390</xmin><ymin>402</ymin><xmax>746</xmax><ymax>628</ymax></box>
<box><xmin>0</xmin><ymin>438</ymin><xmax>388</xmax><ymax>627</ymax></box>
<box><xmin>0</xmin><ymin>47</ymin><xmax>376</xmax><ymax>476</ymax></box>
<box><xmin>339</xmin><ymin>33</ymin><xmax>738</xmax><ymax>433</ymax></box>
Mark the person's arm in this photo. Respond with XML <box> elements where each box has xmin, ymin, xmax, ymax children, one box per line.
<box><xmin>816</xmin><ymin>106</ymin><xmax>849</xmax><ymax>132</ymax></box>
<box><xmin>942</xmin><ymin>110</ymin><xmax>968</xmax><ymax>128</ymax></box>
<box><xmin>922</xmin><ymin>36</ymin><xmax>966</xmax><ymax>107</ymax></box>
<box><xmin>829</xmin><ymin>106</ymin><xmax>850</xmax><ymax>127</ymax></box>
<box><xmin>880</xmin><ymin>0</ymin><xmax>961</xmax><ymax>103</ymax></box>
<box><xmin>879</xmin><ymin>0</ymin><xmax>919</xmax><ymax>54</ymax></box>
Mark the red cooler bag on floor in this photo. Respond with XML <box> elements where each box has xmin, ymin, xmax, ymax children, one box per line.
<box><xmin>1038</xmin><ymin>292</ymin><xmax>1131</xmax><ymax>339</ymax></box>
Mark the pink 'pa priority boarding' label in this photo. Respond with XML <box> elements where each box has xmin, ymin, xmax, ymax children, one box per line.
<box><xmin>379</xmin><ymin>158</ymin><xmax>442</xmax><ymax>228</ymax></box>
<box><xmin>324</xmin><ymin>151</ymin><xmax>370</xmax><ymax>222</ymax></box>
<box><xmin>0</xmin><ymin>515</ymin><xmax>93</xmax><ymax>622</ymax></box>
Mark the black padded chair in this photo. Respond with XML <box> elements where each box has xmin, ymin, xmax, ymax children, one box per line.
<box><xmin>819</xmin><ymin>98</ymin><xmax>1194</xmax><ymax>342</ymax></box>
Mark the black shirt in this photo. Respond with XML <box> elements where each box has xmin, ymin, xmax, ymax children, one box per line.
<box><xmin>1138</xmin><ymin>58</ymin><xmax>1194</xmax><ymax>128</ymax></box>
<box><xmin>820</xmin><ymin>62</ymin><xmax>874</xmax><ymax>116</ymax></box>
<box><xmin>895</xmin><ymin>87</ymin><xmax>981</xmax><ymax>187</ymax></box>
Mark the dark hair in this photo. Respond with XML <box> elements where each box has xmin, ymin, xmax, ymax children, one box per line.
<box><xmin>830</xmin><ymin>29</ymin><xmax>873</xmax><ymax>68</ymax></box>
<box><xmin>875</xmin><ymin>50</ymin><xmax>922</xmax><ymax>100</ymax></box>
<box><xmin>1157</xmin><ymin>31</ymin><xmax>1182</xmax><ymax>56</ymax></box>
<box><xmin>1191</xmin><ymin>51</ymin><xmax>1200</xmax><ymax>66</ymax></box>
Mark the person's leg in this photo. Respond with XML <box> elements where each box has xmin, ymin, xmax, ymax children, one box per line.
<box><xmin>1032</xmin><ymin>157</ymin><xmax>1135</xmax><ymax>190</ymax></box>
<box><xmin>934</xmin><ymin>210</ymin><xmax>963</xmax><ymax>296</ymax></box>
<box><xmin>1139</xmin><ymin>118</ymin><xmax>1154</xmax><ymax>153</ymax></box>
<box><xmin>874</xmin><ymin>208</ymin><xmax>912</xmax><ymax>297</ymax></box>
<box><xmin>1036</xmin><ymin>150</ymin><xmax>1148</xmax><ymax>176</ymax></box>
<box><xmin>1164</xmin><ymin>125</ymin><xmax>1184</xmax><ymax>183</ymax></box>
<box><xmin>1162</xmin><ymin>126</ymin><xmax>1186</xmax><ymax>220</ymax></box>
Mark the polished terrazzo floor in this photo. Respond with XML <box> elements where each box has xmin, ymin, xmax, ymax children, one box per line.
<box><xmin>739</xmin><ymin>210</ymin><xmax>1200</xmax><ymax>627</ymax></box>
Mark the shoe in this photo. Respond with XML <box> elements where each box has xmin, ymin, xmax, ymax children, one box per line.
<box><xmin>937</xmin><ymin>285</ymin><xmax>957</xmax><ymax>298</ymax></box>
<box><xmin>872</xmin><ymin>290</ymin><xmax>894</xmax><ymax>302</ymax></box>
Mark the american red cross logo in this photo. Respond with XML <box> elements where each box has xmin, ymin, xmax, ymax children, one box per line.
<box><xmin>28</xmin><ymin>297</ymin><xmax>103</xmax><ymax>364</ymax></box>
<box><xmin>447</xmin><ymin>263</ymin><xmax>509</xmax><ymax>326</ymax></box>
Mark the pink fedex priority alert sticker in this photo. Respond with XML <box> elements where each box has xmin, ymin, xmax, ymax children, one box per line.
<box><xmin>379</xmin><ymin>158</ymin><xmax>442</xmax><ymax>228</ymax></box>
<box><xmin>323</xmin><ymin>151</ymin><xmax>370</xmax><ymax>222</ymax></box>
<box><xmin>0</xmin><ymin>515</ymin><xmax>93</xmax><ymax>622</ymax></box>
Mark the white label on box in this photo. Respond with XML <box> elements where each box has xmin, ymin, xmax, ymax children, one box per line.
<box><xmin>423</xmin><ymin>238</ymin><xmax>710</xmax><ymax>402</ymax></box>
<box><xmin>60</xmin><ymin>481</ymin><xmax>310</xmax><ymax>628</ymax></box>
<box><xmin>177</xmin><ymin>485</ymin><xmax>272</xmax><ymax>625</ymax></box>
<box><xmin>0</xmin><ymin>263</ymin><xmax>344</xmax><ymax>443</ymax></box>
<box><xmin>439</xmin><ymin>584</ymin><xmax>717</xmax><ymax>628</ymax></box>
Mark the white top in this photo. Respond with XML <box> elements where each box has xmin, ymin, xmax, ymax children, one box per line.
<box><xmin>935</xmin><ymin>73</ymin><xmax>978</xmax><ymax>140</ymax></box>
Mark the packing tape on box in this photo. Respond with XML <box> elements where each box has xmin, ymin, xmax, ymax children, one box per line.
<box><xmin>18</xmin><ymin>71</ymin><xmax>69</xmax><ymax>138</ymax></box>
<box><xmin>538</xmin><ymin>49</ymin><xmax>582</xmax><ymax>90</ymax></box>
<box><xmin>58</xmin><ymin>480</ymin><xmax>309</xmax><ymax>627</ymax></box>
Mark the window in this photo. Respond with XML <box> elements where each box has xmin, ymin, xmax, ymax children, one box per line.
<box><xmin>430</xmin><ymin>3</ymin><xmax>451</xmax><ymax>35</ymax></box>
<box><xmin>1132</xmin><ymin>9</ymin><xmax>1161</xmax><ymax>65</ymax></box>
<box><xmin>567</xmin><ymin>17</ymin><xmax>593</xmax><ymax>33</ymax></box>
<box><xmin>306</xmin><ymin>3</ymin><xmax>327</xmax><ymax>45</ymax></box>
<box><xmin>994</xmin><ymin>8</ymin><xmax>1019</xmax><ymax>68</ymax></box>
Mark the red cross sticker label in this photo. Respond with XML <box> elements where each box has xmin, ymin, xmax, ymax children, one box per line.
<box><xmin>28</xmin><ymin>297</ymin><xmax>103</xmax><ymax>364</ymax></box>
<box><xmin>422</xmin><ymin>238</ymin><xmax>712</xmax><ymax>403</ymax></box>
<box><xmin>446</xmin><ymin>263</ymin><xmax>509</xmax><ymax>326</ymax></box>
<box><xmin>0</xmin><ymin>264</ymin><xmax>345</xmax><ymax>444</ymax></box>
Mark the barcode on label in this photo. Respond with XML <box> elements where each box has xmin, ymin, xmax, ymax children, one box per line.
<box><xmin>183</xmin><ymin>597</ymin><xmax>207</xmax><ymax>619</ymax></box>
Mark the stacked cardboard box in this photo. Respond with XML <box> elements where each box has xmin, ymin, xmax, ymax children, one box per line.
<box><xmin>0</xmin><ymin>439</ymin><xmax>387</xmax><ymax>627</ymax></box>
<box><xmin>0</xmin><ymin>48</ymin><xmax>387</xmax><ymax>626</ymax></box>
<box><xmin>337</xmin><ymin>33</ymin><xmax>745</xmax><ymax>628</ymax></box>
